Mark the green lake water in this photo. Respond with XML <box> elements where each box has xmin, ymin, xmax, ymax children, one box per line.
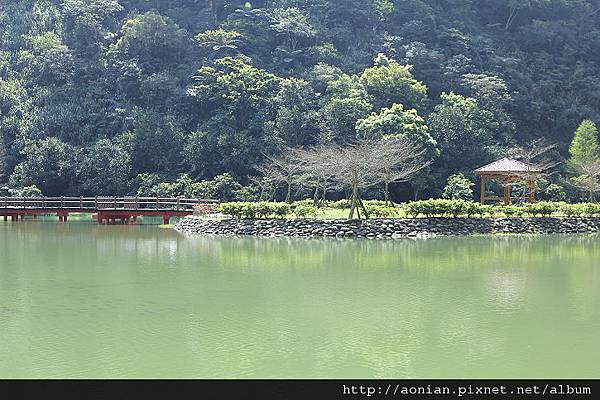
<box><xmin>1</xmin><ymin>222</ymin><xmax>599</xmax><ymax>378</ymax></box>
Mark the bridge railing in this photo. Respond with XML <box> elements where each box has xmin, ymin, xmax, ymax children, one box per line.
<box><xmin>0</xmin><ymin>197</ymin><xmax>220</xmax><ymax>212</ymax></box>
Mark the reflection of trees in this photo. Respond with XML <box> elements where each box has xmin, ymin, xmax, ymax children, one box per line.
<box><xmin>179</xmin><ymin>234</ymin><xmax>600</xmax><ymax>377</ymax></box>
<box><xmin>2</xmin><ymin>224</ymin><xmax>600</xmax><ymax>377</ymax></box>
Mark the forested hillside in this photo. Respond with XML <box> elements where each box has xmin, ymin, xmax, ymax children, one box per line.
<box><xmin>1</xmin><ymin>0</ymin><xmax>600</xmax><ymax>200</ymax></box>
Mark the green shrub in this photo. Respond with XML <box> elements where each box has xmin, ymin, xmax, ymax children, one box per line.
<box><xmin>442</xmin><ymin>173</ymin><xmax>474</xmax><ymax>200</ymax></box>
<box><xmin>10</xmin><ymin>185</ymin><xmax>44</xmax><ymax>197</ymax></box>
<box><xmin>292</xmin><ymin>199</ymin><xmax>315</xmax><ymax>208</ymax></box>
<box><xmin>583</xmin><ymin>202</ymin><xmax>600</xmax><ymax>217</ymax></box>
<box><xmin>464</xmin><ymin>202</ymin><xmax>485</xmax><ymax>217</ymax></box>
<box><xmin>405</xmin><ymin>199</ymin><xmax>470</xmax><ymax>218</ymax></box>
<box><xmin>219</xmin><ymin>202</ymin><xmax>245</xmax><ymax>218</ymax></box>
<box><xmin>241</xmin><ymin>203</ymin><xmax>256</xmax><ymax>218</ymax></box>
<box><xmin>481</xmin><ymin>204</ymin><xmax>497</xmax><ymax>218</ymax></box>
<box><xmin>447</xmin><ymin>199</ymin><xmax>468</xmax><ymax>217</ymax></box>
<box><xmin>560</xmin><ymin>203</ymin><xmax>584</xmax><ymax>217</ymax></box>
<box><xmin>219</xmin><ymin>202</ymin><xmax>291</xmax><ymax>219</ymax></box>
<box><xmin>254</xmin><ymin>202</ymin><xmax>272</xmax><ymax>218</ymax></box>
<box><xmin>294</xmin><ymin>204</ymin><xmax>318</xmax><ymax>218</ymax></box>
<box><xmin>560</xmin><ymin>203</ymin><xmax>600</xmax><ymax>217</ymax></box>
<box><xmin>272</xmin><ymin>202</ymin><xmax>291</xmax><ymax>218</ymax></box>
<box><xmin>543</xmin><ymin>183</ymin><xmax>568</xmax><ymax>202</ymax></box>
<box><xmin>501</xmin><ymin>205</ymin><xmax>519</xmax><ymax>217</ymax></box>
<box><xmin>363</xmin><ymin>200</ymin><xmax>389</xmax><ymax>207</ymax></box>
<box><xmin>328</xmin><ymin>199</ymin><xmax>351</xmax><ymax>209</ymax></box>
<box><xmin>522</xmin><ymin>201</ymin><xmax>559</xmax><ymax>217</ymax></box>
<box><xmin>405</xmin><ymin>200</ymin><xmax>428</xmax><ymax>217</ymax></box>
<box><xmin>364</xmin><ymin>204</ymin><xmax>399</xmax><ymax>218</ymax></box>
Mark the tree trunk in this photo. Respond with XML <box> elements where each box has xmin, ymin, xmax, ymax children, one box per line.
<box><xmin>414</xmin><ymin>187</ymin><xmax>420</xmax><ymax>201</ymax></box>
<box><xmin>384</xmin><ymin>181</ymin><xmax>395</xmax><ymax>207</ymax></box>
<box><xmin>285</xmin><ymin>182</ymin><xmax>292</xmax><ymax>203</ymax></box>
<box><xmin>313</xmin><ymin>185</ymin><xmax>320</xmax><ymax>207</ymax></box>
<box><xmin>348</xmin><ymin>181</ymin><xmax>359</xmax><ymax>220</ymax></box>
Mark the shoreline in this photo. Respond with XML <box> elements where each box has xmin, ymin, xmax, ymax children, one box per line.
<box><xmin>175</xmin><ymin>216</ymin><xmax>600</xmax><ymax>239</ymax></box>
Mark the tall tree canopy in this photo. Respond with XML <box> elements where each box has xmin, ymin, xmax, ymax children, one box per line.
<box><xmin>0</xmin><ymin>0</ymin><xmax>599</xmax><ymax>199</ymax></box>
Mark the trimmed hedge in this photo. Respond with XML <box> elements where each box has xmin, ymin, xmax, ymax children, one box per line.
<box><xmin>404</xmin><ymin>199</ymin><xmax>486</xmax><ymax>218</ymax></box>
<box><xmin>294</xmin><ymin>204</ymin><xmax>319</xmax><ymax>218</ymax></box>
<box><xmin>218</xmin><ymin>200</ymin><xmax>600</xmax><ymax>219</ymax></box>
<box><xmin>219</xmin><ymin>202</ymin><xmax>290</xmax><ymax>219</ymax></box>
<box><xmin>364</xmin><ymin>204</ymin><xmax>400</xmax><ymax>218</ymax></box>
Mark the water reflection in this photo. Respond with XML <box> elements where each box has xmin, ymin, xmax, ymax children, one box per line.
<box><xmin>0</xmin><ymin>223</ymin><xmax>599</xmax><ymax>378</ymax></box>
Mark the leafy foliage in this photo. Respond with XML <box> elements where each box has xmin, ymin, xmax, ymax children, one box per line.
<box><xmin>1</xmin><ymin>0</ymin><xmax>600</xmax><ymax>203</ymax></box>
<box><xmin>442</xmin><ymin>173</ymin><xmax>475</xmax><ymax>200</ymax></box>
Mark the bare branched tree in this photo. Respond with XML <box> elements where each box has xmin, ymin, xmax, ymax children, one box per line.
<box><xmin>571</xmin><ymin>160</ymin><xmax>600</xmax><ymax>201</ymax></box>
<box><xmin>301</xmin><ymin>138</ymin><xmax>429</xmax><ymax>219</ymax></box>
<box><xmin>293</xmin><ymin>146</ymin><xmax>343</xmax><ymax>206</ymax></box>
<box><xmin>255</xmin><ymin>148</ymin><xmax>305</xmax><ymax>203</ymax></box>
<box><xmin>507</xmin><ymin>138</ymin><xmax>561</xmax><ymax>200</ymax></box>
<box><xmin>248</xmin><ymin>175</ymin><xmax>277</xmax><ymax>201</ymax></box>
<box><xmin>376</xmin><ymin>138</ymin><xmax>431</xmax><ymax>207</ymax></box>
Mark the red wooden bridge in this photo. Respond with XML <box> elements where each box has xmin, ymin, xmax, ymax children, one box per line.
<box><xmin>0</xmin><ymin>197</ymin><xmax>219</xmax><ymax>225</ymax></box>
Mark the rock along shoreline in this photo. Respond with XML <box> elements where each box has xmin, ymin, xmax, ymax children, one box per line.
<box><xmin>175</xmin><ymin>216</ymin><xmax>600</xmax><ymax>239</ymax></box>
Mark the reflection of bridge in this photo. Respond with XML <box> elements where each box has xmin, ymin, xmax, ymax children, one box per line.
<box><xmin>0</xmin><ymin>197</ymin><xmax>219</xmax><ymax>225</ymax></box>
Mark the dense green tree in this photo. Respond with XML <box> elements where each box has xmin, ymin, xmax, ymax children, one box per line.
<box><xmin>569</xmin><ymin>119</ymin><xmax>600</xmax><ymax>168</ymax></box>
<box><xmin>0</xmin><ymin>79</ymin><xmax>32</xmax><ymax>176</ymax></box>
<box><xmin>77</xmin><ymin>138</ymin><xmax>132</xmax><ymax>195</ymax></box>
<box><xmin>264</xmin><ymin>78</ymin><xmax>320</xmax><ymax>147</ymax></box>
<box><xmin>108</xmin><ymin>11</ymin><xmax>190</xmax><ymax>74</ymax></box>
<box><xmin>9</xmin><ymin>137</ymin><xmax>76</xmax><ymax>195</ymax></box>
<box><xmin>318</xmin><ymin>96</ymin><xmax>372</xmax><ymax>144</ymax></box>
<box><xmin>195</xmin><ymin>28</ymin><xmax>244</xmax><ymax>61</ymax></box>
<box><xmin>1</xmin><ymin>0</ymin><xmax>600</xmax><ymax>199</ymax></box>
<box><xmin>359</xmin><ymin>54</ymin><xmax>428</xmax><ymax>111</ymax></box>
<box><xmin>17</xmin><ymin>32</ymin><xmax>74</xmax><ymax>86</ymax></box>
<box><xmin>428</xmin><ymin>92</ymin><xmax>497</xmax><ymax>178</ymax></box>
<box><xmin>187</xmin><ymin>57</ymin><xmax>281</xmax><ymax>177</ymax></box>
<box><xmin>62</xmin><ymin>0</ymin><xmax>124</xmax><ymax>57</ymax></box>
<box><xmin>128</xmin><ymin>109</ymin><xmax>186</xmax><ymax>175</ymax></box>
<box><xmin>355</xmin><ymin>103</ymin><xmax>438</xmax><ymax>158</ymax></box>
<box><xmin>442</xmin><ymin>173</ymin><xmax>475</xmax><ymax>200</ymax></box>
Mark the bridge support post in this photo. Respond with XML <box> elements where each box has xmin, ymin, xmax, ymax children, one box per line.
<box><xmin>163</xmin><ymin>216</ymin><xmax>170</xmax><ymax>225</ymax></box>
<box><xmin>3</xmin><ymin>215</ymin><xmax>6</xmax><ymax>222</ymax></box>
<box><xmin>11</xmin><ymin>215</ymin><xmax>17</xmax><ymax>222</ymax></box>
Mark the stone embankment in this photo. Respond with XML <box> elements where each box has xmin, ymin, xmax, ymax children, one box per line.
<box><xmin>175</xmin><ymin>216</ymin><xmax>600</xmax><ymax>239</ymax></box>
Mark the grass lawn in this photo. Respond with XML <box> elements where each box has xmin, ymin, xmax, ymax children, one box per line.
<box><xmin>304</xmin><ymin>207</ymin><xmax>409</xmax><ymax>220</ymax></box>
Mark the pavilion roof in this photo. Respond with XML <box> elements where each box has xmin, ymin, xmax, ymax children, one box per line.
<box><xmin>474</xmin><ymin>157</ymin><xmax>541</xmax><ymax>175</ymax></box>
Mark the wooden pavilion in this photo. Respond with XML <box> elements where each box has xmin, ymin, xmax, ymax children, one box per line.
<box><xmin>474</xmin><ymin>157</ymin><xmax>541</xmax><ymax>205</ymax></box>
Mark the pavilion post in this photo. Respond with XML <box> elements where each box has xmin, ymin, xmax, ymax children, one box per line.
<box><xmin>480</xmin><ymin>176</ymin><xmax>487</xmax><ymax>204</ymax></box>
<box><xmin>528</xmin><ymin>178</ymin><xmax>536</xmax><ymax>203</ymax></box>
<box><xmin>503</xmin><ymin>177</ymin><xmax>511</xmax><ymax>205</ymax></box>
